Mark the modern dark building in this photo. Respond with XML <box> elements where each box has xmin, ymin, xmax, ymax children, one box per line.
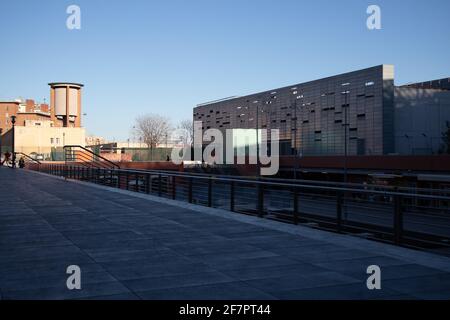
<box><xmin>395</xmin><ymin>79</ymin><xmax>450</xmax><ymax>155</ymax></box>
<box><xmin>194</xmin><ymin>65</ymin><xmax>450</xmax><ymax>157</ymax></box>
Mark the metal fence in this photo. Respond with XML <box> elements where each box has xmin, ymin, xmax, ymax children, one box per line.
<box><xmin>33</xmin><ymin>163</ymin><xmax>450</xmax><ymax>251</ymax></box>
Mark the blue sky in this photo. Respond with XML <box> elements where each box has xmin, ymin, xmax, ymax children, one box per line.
<box><xmin>1</xmin><ymin>0</ymin><xmax>449</xmax><ymax>141</ymax></box>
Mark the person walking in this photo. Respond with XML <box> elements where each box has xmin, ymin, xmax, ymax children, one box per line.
<box><xmin>18</xmin><ymin>157</ymin><xmax>25</xmax><ymax>169</ymax></box>
<box><xmin>1</xmin><ymin>151</ymin><xmax>11</xmax><ymax>166</ymax></box>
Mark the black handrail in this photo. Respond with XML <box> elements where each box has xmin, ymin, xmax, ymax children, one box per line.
<box><xmin>56</xmin><ymin>165</ymin><xmax>450</xmax><ymax>201</ymax></box>
<box><xmin>32</xmin><ymin>163</ymin><xmax>450</xmax><ymax>249</ymax></box>
<box><xmin>64</xmin><ymin>145</ymin><xmax>120</xmax><ymax>169</ymax></box>
<box><xmin>104</xmin><ymin>167</ymin><xmax>450</xmax><ymax>197</ymax></box>
<box><xmin>14</xmin><ymin>152</ymin><xmax>42</xmax><ymax>164</ymax></box>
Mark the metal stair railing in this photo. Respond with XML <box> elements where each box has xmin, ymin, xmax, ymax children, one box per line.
<box><xmin>63</xmin><ymin>145</ymin><xmax>120</xmax><ymax>169</ymax></box>
<box><xmin>14</xmin><ymin>152</ymin><xmax>42</xmax><ymax>164</ymax></box>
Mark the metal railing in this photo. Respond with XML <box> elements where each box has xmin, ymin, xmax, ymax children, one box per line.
<box><xmin>15</xmin><ymin>152</ymin><xmax>42</xmax><ymax>165</ymax></box>
<box><xmin>32</xmin><ymin>163</ymin><xmax>450</xmax><ymax>251</ymax></box>
<box><xmin>64</xmin><ymin>145</ymin><xmax>120</xmax><ymax>169</ymax></box>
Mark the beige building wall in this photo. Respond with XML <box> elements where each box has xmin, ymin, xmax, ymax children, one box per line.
<box><xmin>13</xmin><ymin>123</ymin><xmax>85</xmax><ymax>158</ymax></box>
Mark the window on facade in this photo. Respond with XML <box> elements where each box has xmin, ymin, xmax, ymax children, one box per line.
<box><xmin>50</xmin><ymin>138</ymin><xmax>54</xmax><ymax>144</ymax></box>
<box><xmin>56</xmin><ymin>138</ymin><xmax>60</xmax><ymax>144</ymax></box>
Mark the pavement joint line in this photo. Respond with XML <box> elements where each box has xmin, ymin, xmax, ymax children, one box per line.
<box><xmin>24</xmin><ymin>168</ymin><xmax>450</xmax><ymax>272</ymax></box>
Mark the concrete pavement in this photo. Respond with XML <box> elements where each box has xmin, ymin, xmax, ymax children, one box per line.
<box><xmin>1</xmin><ymin>167</ymin><xmax>450</xmax><ymax>299</ymax></box>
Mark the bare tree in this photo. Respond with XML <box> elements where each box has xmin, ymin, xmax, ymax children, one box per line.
<box><xmin>133</xmin><ymin>114</ymin><xmax>171</xmax><ymax>152</ymax></box>
<box><xmin>177</xmin><ymin>119</ymin><xmax>194</xmax><ymax>146</ymax></box>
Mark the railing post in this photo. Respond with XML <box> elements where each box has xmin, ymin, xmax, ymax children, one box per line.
<box><xmin>110</xmin><ymin>170</ymin><xmax>114</xmax><ymax>187</ymax></box>
<box><xmin>230</xmin><ymin>181</ymin><xmax>235</xmax><ymax>212</ymax></box>
<box><xmin>257</xmin><ymin>183</ymin><xmax>264</xmax><ymax>218</ymax></box>
<box><xmin>146</xmin><ymin>173</ymin><xmax>150</xmax><ymax>194</ymax></box>
<box><xmin>135</xmin><ymin>173</ymin><xmax>139</xmax><ymax>192</ymax></box>
<box><xmin>158</xmin><ymin>174</ymin><xmax>162</xmax><ymax>197</ymax></box>
<box><xmin>293</xmin><ymin>187</ymin><xmax>299</xmax><ymax>225</ymax></box>
<box><xmin>208</xmin><ymin>177</ymin><xmax>213</xmax><ymax>207</ymax></box>
<box><xmin>126</xmin><ymin>171</ymin><xmax>129</xmax><ymax>190</ymax></box>
<box><xmin>172</xmin><ymin>176</ymin><xmax>176</xmax><ymax>200</ymax></box>
<box><xmin>394</xmin><ymin>194</ymin><xmax>403</xmax><ymax>245</ymax></box>
<box><xmin>336</xmin><ymin>191</ymin><xmax>343</xmax><ymax>233</ymax></box>
<box><xmin>188</xmin><ymin>177</ymin><xmax>193</xmax><ymax>203</ymax></box>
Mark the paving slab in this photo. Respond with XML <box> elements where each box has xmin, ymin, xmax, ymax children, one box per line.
<box><xmin>1</xmin><ymin>167</ymin><xmax>450</xmax><ymax>299</ymax></box>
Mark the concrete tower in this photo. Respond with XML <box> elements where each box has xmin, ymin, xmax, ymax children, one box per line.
<box><xmin>49</xmin><ymin>82</ymin><xmax>84</xmax><ymax>127</ymax></box>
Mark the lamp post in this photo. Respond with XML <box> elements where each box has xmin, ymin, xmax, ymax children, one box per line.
<box><xmin>249</xmin><ymin>100</ymin><xmax>260</xmax><ymax>176</ymax></box>
<box><xmin>11</xmin><ymin>115</ymin><xmax>16</xmax><ymax>168</ymax></box>
<box><xmin>0</xmin><ymin>128</ymin><xmax>3</xmax><ymax>158</ymax></box>
<box><xmin>342</xmin><ymin>90</ymin><xmax>350</xmax><ymax>184</ymax></box>
<box><xmin>291</xmin><ymin>90</ymin><xmax>301</xmax><ymax>179</ymax></box>
<box><xmin>422</xmin><ymin>133</ymin><xmax>431</xmax><ymax>153</ymax></box>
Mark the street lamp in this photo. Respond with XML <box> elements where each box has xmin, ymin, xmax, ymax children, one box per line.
<box><xmin>11</xmin><ymin>115</ymin><xmax>16</xmax><ymax>168</ymax></box>
<box><xmin>0</xmin><ymin>128</ymin><xmax>3</xmax><ymax>157</ymax></box>
<box><xmin>251</xmin><ymin>100</ymin><xmax>260</xmax><ymax>175</ymax></box>
<box><xmin>342</xmin><ymin>90</ymin><xmax>350</xmax><ymax>184</ymax></box>
<box><xmin>422</xmin><ymin>133</ymin><xmax>431</xmax><ymax>153</ymax></box>
<box><xmin>291</xmin><ymin>90</ymin><xmax>302</xmax><ymax>179</ymax></box>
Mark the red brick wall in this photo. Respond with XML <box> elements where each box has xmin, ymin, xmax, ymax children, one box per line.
<box><xmin>118</xmin><ymin>161</ymin><xmax>183</xmax><ymax>171</ymax></box>
<box><xmin>0</xmin><ymin>102</ymin><xmax>19</xmax><ymax>133</ymax></box>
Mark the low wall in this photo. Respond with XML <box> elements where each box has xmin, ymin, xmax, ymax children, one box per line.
<box><xmin>117</xmin><ymin>161</ymin><xmax>183</xmax><ymax>171</ymax></box>
<box><xmin>280</xmin><ymin>155</ymin><xmax>450</xmax><ymax>172</ymax></box>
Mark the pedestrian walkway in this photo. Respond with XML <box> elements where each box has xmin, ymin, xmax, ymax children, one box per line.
<box><xmin>1</xmin><ymin>167</ymin><xmax>450</xmax><ymax>299</ymax></box>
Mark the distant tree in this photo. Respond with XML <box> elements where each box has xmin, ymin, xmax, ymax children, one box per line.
<box><xmin>133</xmin><ymin>114</ymin><xmax>171</xmax><ymax>159</ymax></box>
<box><xmin>440</xmin><ymin>121</ymin><xmax>450</xmax><ymax>154</ymax></box>
<box><xmin>177</xmin><ymin>119</ymin><xmax>194</xmax><ymax>147</ymax></box>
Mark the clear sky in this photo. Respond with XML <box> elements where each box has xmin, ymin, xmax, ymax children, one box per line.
<box><xmin>1</xmin><ymin>0</ymin><xmax>449</xmax><ymax>141</ymax></box>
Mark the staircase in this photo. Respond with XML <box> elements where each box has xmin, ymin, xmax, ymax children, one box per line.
<box><xmin>64</xmin><ymin>145</ymin><xmax>120</xmax><ymax>170</ymax></box>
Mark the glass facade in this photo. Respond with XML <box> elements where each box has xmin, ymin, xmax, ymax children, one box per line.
<box><xmin>194</xmin><ymin>65</ymin><xmax>395</xmax><ymax>156</ymax></box>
